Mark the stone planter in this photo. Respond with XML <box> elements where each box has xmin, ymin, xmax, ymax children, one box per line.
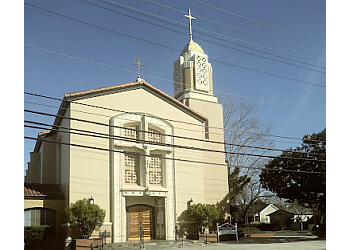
<box><xmin>199</xmin><ymin>233</ymin><xmax>218</xmax><ymax>243</ymax></box>
<box><xmin>73</xmin><ymin>238</ymin><xmax>103</xmax><ymax>250</ymax></box>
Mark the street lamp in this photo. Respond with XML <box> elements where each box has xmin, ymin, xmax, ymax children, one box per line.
<box><xmin>89</xmin><ymin>196</ymin><xmax>94</xmax><ymax>205</ymax></box>
<box><xmin>187</xmin><ymin>198</ymin><xmax>193</xmax><ymax>209</ymax></box>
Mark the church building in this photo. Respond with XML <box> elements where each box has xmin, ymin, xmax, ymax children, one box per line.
<box><xmin>24</xmin><ymin>10</ymin><xmax>229</xmax><ymax>244</ymax></box>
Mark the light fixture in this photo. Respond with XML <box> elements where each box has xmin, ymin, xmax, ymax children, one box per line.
<box><xmin>89</xmin><ymin>196</ymin><xmax>94</xmax><ymax>205</ymax></box>
<box><xmin>187</xmin><ymin>198</ymin><xmax>193</xmax><ymax>207</ymax></box>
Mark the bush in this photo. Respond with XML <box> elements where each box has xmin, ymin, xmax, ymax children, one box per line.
<box><xmin>24</xmin><ymin>226</ymin><xmax>48</xmax><ymax>242</ymax></box>
<box><xmin>256</xmin><ymin>223</ymin><xmax>277</xmax><ymax>231</ymax></box>
<box><xmin>177</xmin><ymin>203</ymin><xmax>219</xmax><ymax>240</ymax></box>
<box><xmin>24</xmin><ymin>226</ymin><xmax>54</xmax><ymax>248</ymax></box>
<box><xmin>240</xmin><ymin>227</ymin><xmax>262</xmax><ymax>234</ymax></box>
<box><xmin>63</xmin><ymin>198</ymin><xmax>106</xmax><ymax>239</ymax></box>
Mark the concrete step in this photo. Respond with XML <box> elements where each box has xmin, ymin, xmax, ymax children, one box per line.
<box><xmin>104</xmin><ymin>240</ymin><xmax>206</xmax><ymax>249</ymax></box>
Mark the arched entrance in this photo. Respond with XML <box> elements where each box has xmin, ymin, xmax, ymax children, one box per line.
<box><xmin>127</xmin><ymin>206</ymin><xmax>153</xmax><ymax>241</ymax></box>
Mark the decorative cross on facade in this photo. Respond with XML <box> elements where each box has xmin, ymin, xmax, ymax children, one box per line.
<box><xmin>133</xmin><ymin>54</ymin><xmax>145</xmax><ymax>81</ymax></box>
<box><xmin>185</xmin><ymin>9</ymin><xmax>196</xmax><ymax>41</ymax></box>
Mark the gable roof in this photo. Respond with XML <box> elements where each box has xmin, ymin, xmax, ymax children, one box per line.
<box><xmin>63</xmin><ymin>80</ymin><xmax>206</xmax><ymax>120</ymax></box>
<box><xmin>267</xmin><ymin>209</ymin><xmax>294</xmax><ymax>217</ymax></box>
<box><xmin>259</xmin><ymin>204</ymin><xmax>279</xmax><ymax>214</ymax></box>
<box><xmin>33</xmin><ymin>80</ymin><xmax>207</xmax><ymax>152</ymax></box>
<box><xmin>24</xmin><ymin>183</ymin><xmax>65</xmax><ymax>200</ymax></box>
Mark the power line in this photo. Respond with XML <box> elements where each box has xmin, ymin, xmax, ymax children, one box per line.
<box><xmin>24</xmin><ymin>91</ymin><xmax>326</xmax><ymax>144</ymax></box>
<box><xmin>25</xmin><ymin>43</ymin><xmax>325</xmax><ymax>104</ymax></box>
<box><xmin>191</xmin><ymin>0</ymin><xmax>326</xmax><ymax>45</ymax></box>
<box><xmin>25</xmin><ymin>2</ymin><xmax>326</xmax><ymax>77</ymax></box>
<box><xmin>24</xmin><ymin>122</ymin><xmax>315</xmax><ymax>163</ymax></box>
<box><xmin>23</xmin><ymin>99</ymin><xmax>307</xmax><ymax>147</ymax></box>
<box><xmin>215</xmin><ymin>91</ymin><xmax>325</xmax><ymax>115</ymax></box>
<box><xmin>24</xmin><ymin>99</ymin><xmax>327</xmax><ymax>153</ymax></box>
<box><xmin>24</xmin><ymin>45</ymin><xmax>326</xmax><ymax>135</ymax></box>
<box><xmin>24</xmin><ymin>108</ymin><xmax>326</xmax><ymax>161</ymax></box>
<box><xmin>96</xmin><ymin>0</ymin><xmax>326</xmax><ymax>64</ymax></box>
<box><xmin>24</xmin><ymin>135</ymin><xmax>326</xmax><ymax>175</ymax></box>
<box><xmin>24</xmin><ymin>5</ymin><xmax>326</xmax><ymax>139</ymax></box>
<box><xmin>143</xmin><ymin>0</ymin><xmax>325</xmax><ymax>55</ymax></box>
<box><xmin>79</xmin><ymin>0</ymin><xmax>325</xmax><ymax>73</ymax></box>
<box><xmin>196</xmin><ymin>32</ymin><xmax>325</xmax><ymax>73</ymax></box>
<box><xmin>24</xmin><ymin>113</ymin><xmax>325</xmax><ymax>158</ymax></box>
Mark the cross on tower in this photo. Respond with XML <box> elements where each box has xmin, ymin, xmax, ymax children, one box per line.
<box><xmin>185</xmin><ymin>9</ymin><xmax>196</xmax><ymax>41</ymax></box>
<box><xmin>133</xmin><ymin>54</ymin><xmax>145</xmax><ymax>81</ymax></box>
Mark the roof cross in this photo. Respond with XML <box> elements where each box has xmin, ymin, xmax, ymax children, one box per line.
<box><xmin>133</xmin><ymin>54</ymin><xmax>145</xmax><ymax>81</ymax></box>
<box><xmin>185</xmin><ymin>9</ymin><xmax>196</xmax><ymax>41</ymax></box>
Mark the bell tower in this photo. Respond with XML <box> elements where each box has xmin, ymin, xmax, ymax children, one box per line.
<box><xmin>173</xmin><ymin>9</ymin><xmax>218</xmax><ymax>105</ymax></box>
<box><xmin>172</xmin><ymin>10</ymin><xmax>228</xmax><ymax>206</ymax></box>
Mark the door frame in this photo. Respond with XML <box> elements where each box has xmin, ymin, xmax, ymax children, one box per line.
<box><xmin>126</xmin><ymin>204</ymin><xmax>155</xmax><ymax>241</ymax></box>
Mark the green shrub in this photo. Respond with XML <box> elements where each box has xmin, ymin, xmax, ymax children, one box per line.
<box><xmin>177</xmin><ymin>203</ymin><xmax>219</xmax><ymax>240</ymax></box>
<box><xmin>24</xmin><ymin>225</ymin><xmax>54</xmax><ymax>248</ymax></box>
<box><xmin>24</xmin><ymin>226</ymin><xmax>49</xmax><ymax>242</ymax></box>
<box><xmin>256</xmin><ymin>223</ymin><xmax>277</xmax><ymax>231</ymax></box>
<box><xmin>240</xmin><ymin>227</ymin><xmax>262</xmax><ymax>234</ymax></box>
<box><xmin>63</xmin><ymin>198</ymin><xmax>106</xmax><ymax>239</ymax></box>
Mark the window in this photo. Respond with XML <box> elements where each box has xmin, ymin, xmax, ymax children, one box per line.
<box><xmin>124</xmin><ymin>153</ymin><xmax>139</xmax><ymax>184</ymax></box>
<box><xmin>148</xmin><ymin>129</ymin><xmax>161</xmax><ymax>143</ymax></box>
<box><xmin>149</xmin><ymin>155</ymin><xmax>162</xmax><ymax>185</ymax></box>
<box><xmin>24</xmin><ymin>208</ymin><xmax>56</xmax><ymax>227</ymax></box>
<box><xmin>124</xmin><ymin>126</ymin><xmax>138</xmax><ymax>140</ymax></box>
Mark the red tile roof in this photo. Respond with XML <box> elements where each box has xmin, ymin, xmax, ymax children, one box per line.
<box><xmin>64</xmin><ymin>80</ymin><xmax>207</xmax><ymax>121</ymax></box>
<box><xmin>34</xmin><ymin>80</ymin><xmax>207</xmax><ymax>152</ymax></box>
<box><xmin>24</xmin><ymin>183</ymin><xmax>65</xmax><ymax>200</ymax></box>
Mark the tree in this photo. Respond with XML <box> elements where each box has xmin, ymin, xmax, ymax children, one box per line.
<box><xmin>220</xmin><ymin>96</ymin><xmax>274</xmax><ymax>223</ymax></box>
<box><xmin>259</xmin><ymin>129</ymin><xmax>326</xmax><ymax>221</ymax></box>
<box><xmin>63</xmin><ymin>198</ymin><xmax>106</xmax><ymax>239</ymax></box>
<box><xmin>187</xmin><ymin>203</ymin><xmax>219</xmax><ymax>231</ymax></box>
<box><xmin>178</xmin><ymin>203</ymin><xmax>219</xmax><ymax>239</ymax></box>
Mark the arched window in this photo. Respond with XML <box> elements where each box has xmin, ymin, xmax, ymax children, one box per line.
<box><xmin>149</xmin><ymin>155</ymin><xmax>162</xmax><ymax>185</ymax></box>
<box><xmin>148</xmin><ymin>128</ymin><xmax>162</xmax><ymax>143</ymax></box>
<box><xmin>123</xmin><ymin>125</ymin><xmax>139</xmax><ymax>139</ymax></box>
<box><xmin>24</xmin><ymin>208</ymin><xmax>56</xmax><ymax>227</ymax></box>
<box><xmin>124</xmin><ymin>153</ymin><xmax>140</xmax><ymax>185</ymax></box>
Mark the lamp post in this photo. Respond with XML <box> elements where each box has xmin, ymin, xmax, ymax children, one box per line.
<box><xmin>89</xmin><ymin>196</ymin><xmax>94</xmax><ymax>205</ymax></box>
<box><xmin>187</xmin><ymin>198</ymin><xmax>193</xmax><ymax>209</ymax></box>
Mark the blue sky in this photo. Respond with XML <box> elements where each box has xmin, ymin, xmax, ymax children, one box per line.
<box><xmin>23</xmin><ymin>0</ymin><xmax>326</xmax><ymax>173</ymax></box>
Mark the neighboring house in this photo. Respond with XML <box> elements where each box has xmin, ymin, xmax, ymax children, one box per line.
<box><xmin>292</xmin><ymin>208</ymin><xmax>314</xmax><ymax>223</ymax></box>
<box><xmin>24</xmin><ymin>183</ymin><xmax>65</xmax><ymax>244</ymax></box>
<box><xmin>267</xmin><ymin>209</ymin><xmax>294</xmax><ymax>230</ymax></box>
<box><xmin>254</xmin><ymin>204</ymin><xmax>279</xmax><ymax>224</ymax></box>
<box><xmin>25</xmin><ymin>37</ymin><xmax>229</xmax><ymax>244</ymax></box>
<box><xmin>245</xmin><ymin>200</ymin><xmax>267</xmax><ymax>224</ymax></box>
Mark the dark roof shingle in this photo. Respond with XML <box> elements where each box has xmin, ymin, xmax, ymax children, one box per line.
<box><xmin>24</xmin><ymin>183</ymin><xmax>65</xmax><ymax>200</ymax></box>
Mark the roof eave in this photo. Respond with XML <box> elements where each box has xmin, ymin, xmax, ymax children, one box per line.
<box><xmin>64</xmin><ymin>81</ymin><xmax>207</xmax><ymax>123</ymax></box>
<box><xmin>24</xmin><ymin>194</ymin><xmax>46</xmax><ymax>200</ymax></box>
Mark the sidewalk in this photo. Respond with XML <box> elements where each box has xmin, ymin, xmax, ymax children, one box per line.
<box><xmin>189</xmin><ymin>240</ymin><xmax>326</xmax><ymax>250</ymax></box>
<box><xmin>104</xmin><ymin>237</ymin><xmax>325</xmax><ymax>249</ymax></box>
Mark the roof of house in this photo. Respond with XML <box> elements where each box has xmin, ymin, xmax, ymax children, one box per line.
<box><xmin>24</xmin><ymin>183</ymin><xmax>65</xmax><ymax>200</ymax></box>
<box><xmin>259</xmin><ymin>204</ymin><xmax>279</xmax><ymax>214</ymax></box>
<box><xmin>285</xmin><ymin>206</ymin><xmax>314</xmax><ymax>215</ymax></box>
<box><xmin>63</xmin><ymin>80</ymin><xmax>207</xmax><ymax>120</ymax></box>
<box><xmin>267</xmin><ymin>209</ymin><xmax>294</xmax><ymax>217</ymax></box>
<box><xmin>33</xmin><ymin>80</ymin><xmax>207</xmax><ymax>152</ymax></box>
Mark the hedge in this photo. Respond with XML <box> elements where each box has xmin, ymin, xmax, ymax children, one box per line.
<box><xmin>24</xmin><ymin>226</ymin><xmax>54</xmax><ymax>248</ymax></box>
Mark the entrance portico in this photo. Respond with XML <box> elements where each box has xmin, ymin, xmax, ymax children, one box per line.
<box><xmin>110</xmin><ymin>113</ymin><xmax>176</xmax><ymax>243</ymax></box>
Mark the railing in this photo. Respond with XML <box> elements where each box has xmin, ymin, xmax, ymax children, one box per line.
<box><xmin>139</xmin><ymin>220</ymin><xmax>144</xmax><ymax>249</ymax></box>
<box><xmin>175</xmin><ymin>225</ymin><xmax>184</xmax><ymax>246</ymax></box>
<box><xmin>101</xmin><ymin>230</ymin><xmax>107</xmax><ymax>248</ymax></box>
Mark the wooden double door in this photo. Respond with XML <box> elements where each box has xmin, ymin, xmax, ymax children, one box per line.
<box><xmin>128</xmin><ymin>206</ymin><xmax>152</xmax><ymax>241</ymax></box>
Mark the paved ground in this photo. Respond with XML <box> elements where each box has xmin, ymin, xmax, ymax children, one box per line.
<box><xmin>186</xmin><ymin>240</ymin><xmax>326</xmax><ymax>250</ymax></box>
<box><xmin>105</xmin><ymin>237</ymin><xmax>326</xmax><ymax>250</ymax></box>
